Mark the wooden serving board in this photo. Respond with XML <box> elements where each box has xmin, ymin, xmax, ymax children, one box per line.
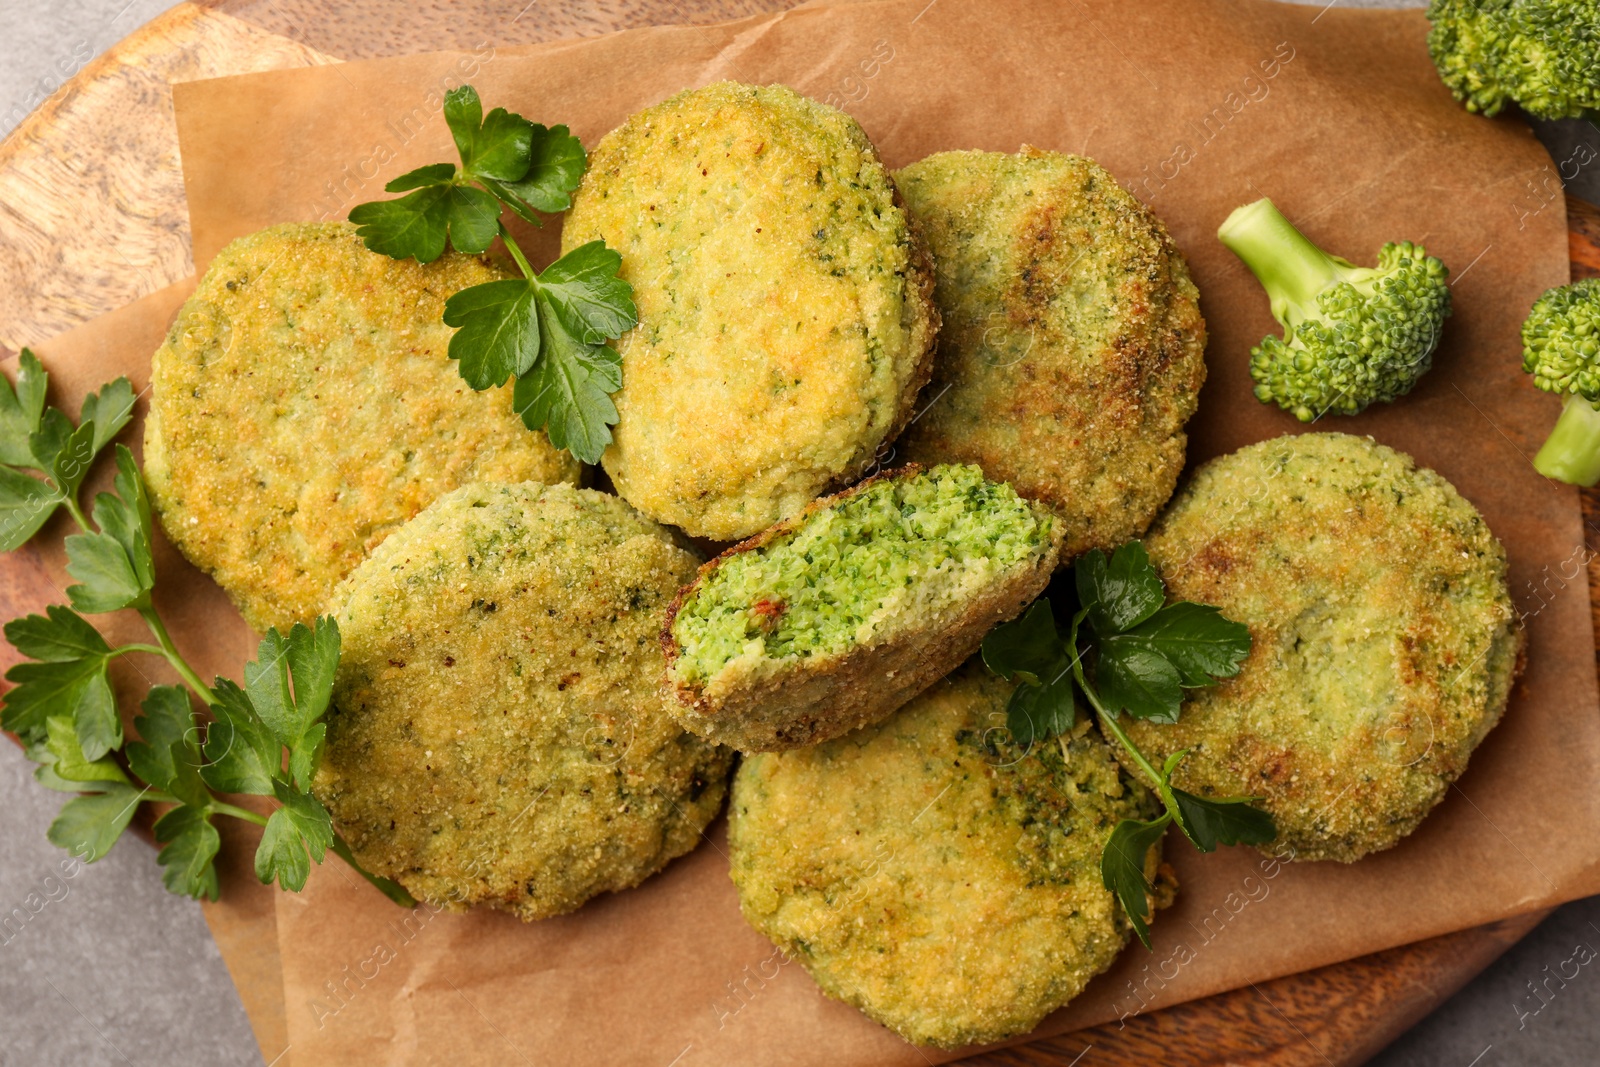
<box><xmin>3</xmin><ymin>3</ymin><xmax>1597</xmax><ymax>1064</ymax></box>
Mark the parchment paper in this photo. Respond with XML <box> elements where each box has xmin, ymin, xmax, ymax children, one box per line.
<box><xmin>40</xmin><ymin>0</ymin><xmax>1600</xmax><ymax>1061</ymax></box>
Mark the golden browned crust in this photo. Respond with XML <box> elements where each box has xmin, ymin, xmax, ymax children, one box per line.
<box><xmin>1121</xmin><ymin>433</ymin><xmax>1522</xmax><ymax>862</ymax></box>
<box><xmin>562</xmin><ymin>81</ymin><xmax>940</xmax><ymax>540</ymax></box>
<box><xmin>317</xmin><ymin>482</ymin><xmax>730</xmax><ymax>919</ymax></box>
<box><xmin>729</xmin><ymin>662</ymin><xmax>1161</xmax><ymax>1047</ymax></box>
<box><xmin>849</xmin><ymin>182</ymin><xmax>940</xmax><ymax>486</ymax></box>
<box><xmin>146</xmin><ymin>222</ymin><xmax>580</xmax><ymax>632</ymax></box>
<box><xmin>895</xmin><ymin>147</ymin><xmax>1206</xmax><ymax>562</ymax></box>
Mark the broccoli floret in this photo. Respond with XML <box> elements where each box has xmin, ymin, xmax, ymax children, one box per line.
<box><xmin>1427</xmin><ymin>0</ymin><xmax>1600</xmax><ymax>120</ymax></box>
<box><xmin>1217</xmin><ymin>198</ymin><xmax>1453</xmax><ymax>422</ymax></box>
<box><xmin>1524</xmin><ymin>278</ymin><xmax>1600</xmax><ymax>485</ymax></box>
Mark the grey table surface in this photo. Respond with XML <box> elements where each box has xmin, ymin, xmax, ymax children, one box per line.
<box><xmin>3</xmin><ymin>1</ymin><xmax>1599</xmax><ymax>1065</ymax></box>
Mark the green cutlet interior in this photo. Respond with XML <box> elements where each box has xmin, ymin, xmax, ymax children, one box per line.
<box><xmin>670</xmin><ymin>465</ymin><xmax>1050</xmax><ymax>683</ymax></box>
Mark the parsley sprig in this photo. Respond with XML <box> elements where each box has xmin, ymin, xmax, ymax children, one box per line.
<box><xmin>982</xmin><ymin>540</ymin><xmax>1275</xmax><ymax>947</ymax></box>
<box><xmin>348</xmin><ymin>84</ymin><xmax>635</xmax><ymax>464</ymax></box>
<box><xmin>1</xmin><ymin>353</ymin><xmax>412</xmax><ymax>906</ymax></box>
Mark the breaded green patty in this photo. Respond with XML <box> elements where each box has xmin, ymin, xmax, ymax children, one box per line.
<box><xmin>894</xmin><ymin>148</ymin><xmax>1206</xmax><ymax>560</ymax></box>
<box><xmin>562</xmin><ymin>81</ymin><xmax>938</xmax><ymax>540</ymax></box>
<box><xmin>1118</xmin><ymin>433</ymin><xmax>1521</xmax><ymax>862</ymax></box>
<box><xmin>314</xmin><ymin>482</ymin><xmax>731</xmax><ymax>920</ymax></box>
<box><xmin>730</xmin><ymin>661</ymin><xmax>1159</xmax><ymax>1049</ymax></box>
<box><xmin>145</xmin><ymin>222</ymin><xmax>578</xmax><ymax>633</ymax></box>
<box><xmin>664</xmin><ymin>464</ymin><xmax>1059</xmax><ymax>751</ymax></box>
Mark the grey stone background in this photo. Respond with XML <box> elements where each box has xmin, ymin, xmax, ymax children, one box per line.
<box><xmin>1</xmin><ymin>1</ymin><xmax>1598</xmax><ymax>1065</ymax></box>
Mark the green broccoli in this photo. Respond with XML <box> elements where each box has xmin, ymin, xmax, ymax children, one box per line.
<box><xmin>1524</xmin><ymin>278</ymin><xmax>1600</xmax><ymax>486</ymax></box>
<box><xmin>1217</xmin><ymin>198</ymin><xmax>1453</xmax><ymax>422</ymax></box>
<box><xmin>1427</xmin><ymin>0</ymin><xmax>1600</xmax><ymax>120</ymax></box>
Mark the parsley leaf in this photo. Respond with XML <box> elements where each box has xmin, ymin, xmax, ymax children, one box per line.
<box><xmin>445</xmin><ymin>86</ymin><xmax>535</xmax><ymax>182</ymax></box>
<box><xmin>66</xmin><ymin>445</ymin><xmax>159</xmax><ymax>615</ymax></box>
<box><xmin>511</xmin><ymin>311</ymin><xmax>622</xmax><ymax>463</ymax></box>
<box><xmin>48</xmin><ymin>781</ymin><xmax>145</xmax><ymax>862</ymax></box>
<box><xmin>348</xmin><ymin>185</ymin><xmax>504</xmax><ymax>262</ymax></box>
<box><xmin>1006</xmin><ymin>669</ymin><xmax>1077</xmax><ymax>747</ymax></box>
<box><xmin>1100</xmin><ymin>813</ymin><xmax>1172</xmax><ymax>948</ymax></box>
<box><xmin>64</xmin><ymin>514</ymin><xmax>151</xmax><ymax>614</ymax></box>
<box><xmin>346</xmin><ymin>173</ymin><xmax>505</xmax><ymax>261</ymax></box>
<box><xmin>440</xmin><ymin>86</ymin><xmax>584</xmax><ymax>219</ymax></box>
<box><xmin>199</xmin><ymin>619</ymin><xmax>358</xmax><ymax>895</ymax></box>
<box><xmin>113</xmin><ymin>445</ymin><xmax>155</xmax><ymax>555</ymax></box>
<box><xmin>4</xmin><ymin>654</ymin><xmax>117</xmax><ymax>758</ymax></box>
<box><xmin>78</xmin><ymin>378</ymin><xmax>135</xmax><ymax>456</ymax></box>
<box><xmin>126</xmin><ymin>685</ymin><xmax>209</xmax><ymax>808</ymax></box>
<box><xmin>0</xmin><ymin>350</ymin><xmax>49</xmax><ymax>468</ymax></box>
<box><xmin>981</xmin><ymin>599</ymin><xmax>1063</xmax><ymax>685</ymax></box>
<box><xmin>29</xmin><ymin>407</ymin><xmax>96</xmax><ymax>500</ymax></box>
<box><xmin>0</xmin><ymin>465</ymin><xmax>62</xmax><ymax>551</ymax></box>
<box><xmin>1077</xmin><ymin>541</ymin><xmax>1166</xmax><ymax>636</ymax></box>
<box><xmin>982</xmin><ymin>600</ymin><xmax>1079</xmax><ymax>745</ymax></box>
<box><xmin>44</xmin><ymin>715</ymin><xmax>129</xmax><ymax>785</ymax></box>
<box><xmin>1170</xmin><ymin>788</ymin><xmax>1278</xmax><ymax>853</ymax></box>
<box><xmin>1094</xmin><ymin>640</ymin><xmax>1184</xmax><ymax>723</ymax></box>
<box><xmin>348</xmin><ymin>85</ymin><xmax>632</xmax><ymax>465</ymax></box>
<box><xmin>256</xmin><ymin>780</ymin><xmax>335</xmax><ymax>892</ymax></box>
<box><xmin>28</xmin><ymin>735</ymin><xmax>99</xmax><ymax>793</ymax></box>
<box><xmin>447</xmin><ymin>242</ymin><xmax>634</xmax><ymax>461</ymax></box>
<box><xmin>348</xmin><ymin>187</ymin><xmax>452</xmax><ymax>263</ymax></box>
<box><xmin>242</xmin><ymin>618</ymin><xmax>339</xmax><ymax>791</ymax></box>
<box><xmin>386</xmin><ymin>162</ymin><xmax>456</xmax><ymax>191</ymax></box>
<box><xmin>0</xmin><ymin>361</ymin><xmax>131</xmax><ymax>551</ymax></box>
<box><xmin>442</xmin><ymin>185</ymin><xmax>505</xmax><ymax>256</ymax></box>
<box><xmin>1107</xmin><ymin>601</ymin><xmax>1252</xmax><ymax>687</ymax></box>
<box><xmin>200</xmin><ymin>678</ymin><xmax>280</xmax><ymax>796</ymax></box>
<box><xmin>70</xmin><ymin>667</ymin><xmax>121</xmax><ymax>763</ymax></box>
<box><xmin>1077</xmin><ymin>542</ymin><xmax>1251</xmax><ymax>723</ymax></box>
<box><xmin>443</xmin><ymin>85</ymin><xmax>488</xmax><ymax>167</ymax></box>
<box><xmin>152</xmin><ymin>804</ymin><xmax>221</xmax><ymax>901</ymax></box>
<box><xmin>443</xmin><ymin>279</ymin><xmax>540</xmax><ymax>388</ymax></box>
<box><xmin>3</xmin><ymin>605</ymin><xmax>119</xmax><ymax>754</ymax></box>
<box><xmin>537</xmin><ymin>241</ymin><xmax>638</xmax><ymax>344</ymax></box>
<box><xmin>485</xmin><ymin>124</ymin><xmax>585</xmax><ymax>221</ymax></box>
<box><xmin>5</xmin><ymin>603</ymin><xmax>111</xmax><ymax>662</ymax></box>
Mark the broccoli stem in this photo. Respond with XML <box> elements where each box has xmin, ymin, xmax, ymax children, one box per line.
<box><xmin>1217</xmin><ymin>199</ymin><xmax>1343</xmax><ymax>320</ymax></box>
<box><xmin>1534</xmin><ymin>395</ymin><xmax>1600</xmax><ymax>487</ymax></box>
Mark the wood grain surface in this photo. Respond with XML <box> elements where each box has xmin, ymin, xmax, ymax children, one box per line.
<box><xmin>0</xmin><ymin>3</ymin><xmax>333</xmax><ymax>351</ymax></box>
<box><xmin>2</xmin><ymin>2</ymin><xmax>1596</xmax><ymax>1066</ymax></box>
